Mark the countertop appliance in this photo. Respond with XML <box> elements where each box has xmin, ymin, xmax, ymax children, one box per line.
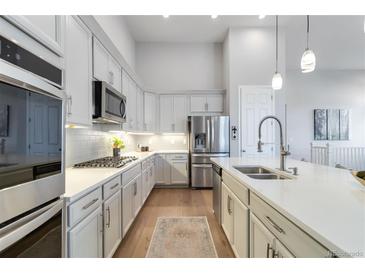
<box><xmin>0</xmin><ymin>31</ymin><xmax>65</xmax><ymax>257</ymax></box>
<box><xmin>73</xmin><ymin>156</ymin><xmax>138</xmax><ymax>168</ymax></box>
<box><xmin>212</xmin><ymin>163</ymin><xmax>222</xmax><ymax>225</ymax></box>
<box><xmin>189</xmin><ymin>116</ymin><xmax>229</xmax><ymax>188</ymax></box>
<box><xmin>93</xmin><ymin>81</ymin><xmax>126</xmax><ymax>124</ymax></box>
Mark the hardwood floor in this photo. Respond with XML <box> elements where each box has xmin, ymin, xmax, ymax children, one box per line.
<box><xmin>113</xmin><ymin>188</ymin><xmax>235</xmax><ymax>258</ymax></box>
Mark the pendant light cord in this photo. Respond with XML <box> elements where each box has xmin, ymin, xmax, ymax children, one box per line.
<box><xmin>306</xmin><ymin>15</ymin><xmax>310</xmax><ymax>50</ymax></box>
<box><xmin>275</xmin><ymin>15</ymin><xmax>278</xmax><ymax>72</ymax></box>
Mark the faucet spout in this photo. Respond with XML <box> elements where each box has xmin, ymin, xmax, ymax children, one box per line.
<box><xmin>257</xmin><ymin>115</ymin><xmax>289</xmax><ymax>171</ymax></box>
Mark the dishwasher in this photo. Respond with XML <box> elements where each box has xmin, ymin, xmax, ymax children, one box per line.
<box><xmin>212</xmin><ymin>163</ymin><xmax>222</xmax><ymax>225</ymax></box>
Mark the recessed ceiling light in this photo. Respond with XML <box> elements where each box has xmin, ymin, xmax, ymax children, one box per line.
<box><xmin>211</xmin><ymin>15</ymin><xmax>218</xmax><ymax>19</ymax></box>
<box><xmin>162</xmin><ymin>15</ymin><xmax>170</xmax><ymax>18</ymax></box>
<box><xmin>258</xmin><ymin>15</ymin><xmax>266</xmax><ymax>20</ymax></box>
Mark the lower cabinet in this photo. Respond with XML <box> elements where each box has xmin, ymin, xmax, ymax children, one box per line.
<box><xmin>103</xmin><ymin>191</ymin><xmax>122</xmax><ymax>258</ymax></box>
<box><xmin>221</xmin><ymin>182</ymin><xmax>249</xmax><ymax>258</ymax></box>
<box><xmin>155</xmin><ymin>153</ymin><xmax>189</xmax><ymax>186</ymax></box>
<box><xmin>68</xmin><ymin>206</ymin><xmax>103</xmax><ymax>258</ymax></box>
<box><xmin>155</xmin><ymin>154</ymin><xmax>170</xmax><ymax>185</ymax></box>
<box><xmin>170</xmin><ymin>160</ymin><xmax>188</xmax><ymax>185</ymax></box>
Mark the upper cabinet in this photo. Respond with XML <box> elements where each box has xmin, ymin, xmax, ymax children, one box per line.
<box><xmin>190</xmin><ymin>94</ymin><xmax>224</xmax><ymax>113</ymax></box>
<box><xmin>160</xmin><ymin>95</ymin><xmax>187</xmax><ymax>133</ymax></box>
<box><xmin>136</xmin><ymin>87</ymin><xmax>144</xmax><ymax>131</ymax></box>
<box><xmin>6</xmin><ymin>15</ymin><xmax>65</xmax><ymax>57</ymax></box>
<box><xmin>64</xmin><ymin>16</ymin><xmax>92</xmax><ymax>126</ymax></box>
<box><xmin>93</xmin><ymin>37</ymin><xmax>122</xmax><ymax>92</ymax></box>
<box><xmin>144</xmin><ymin>92</ymin><xmax>156</xmax><ymax>132</ymax></box>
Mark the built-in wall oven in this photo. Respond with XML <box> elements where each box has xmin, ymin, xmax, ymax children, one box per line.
<box><xmin>0</xmin><ymin>33</ymin><xmax>65</xmax><ymax>257</ymax></box>
<box><xmin>93</xmin><ymin>81</ymin><xmax>126</xmax><ymax>124</ymax></box>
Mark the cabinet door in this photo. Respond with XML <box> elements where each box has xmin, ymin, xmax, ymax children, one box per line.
<box><xmin>108</xmin><ymin>56</ymin><xmax>122</xmax><ymax>92</ymax></box>
<box><xmin>133</xmin><ymin>175</ymin><xmax>142</xmax><ymax>216</ymax></box>
<box><xmin>136</xmin><ymin>87</ymin><xmax>144</xmax><ymax>131</ymax></box>
<box><xmin>170</xmin><ymin>160</ymin><xmax>188</xmax><ymax>185</ymax></box>
<box><xmin>207</xmin><ymin>94</ymin><xmax>224</xmax><ymax>112</ymax></box>
<box><xmin>190</xmin><ymin>95</ymin><xmax>207</xmax><ymax>112</ymax></box>
<box><xmin>104</xmin><ymin>191</ymin><xmax>122</xmax><ymax>258</ymax></box>
<box><xmin>250</xmin><ymin>213</ymin><xmax>276</xmax><ymax>258</ymax></box>
<box><xmin>122</xmin><ymin>181</ymin><xmax>134</xmax><ymax>236</ymax></box>
<box><xmin>155</xmin><ymin>154</ymin><xmax>170</xmax><ymax>185</ymax></box>
<box><xmin>160</xmin><ymin>95</ymin><xmax>174</xmax><ymax>132</ymax></box>
<box><xmin>93</xmin><ymin>38</ymin><xmax>109</xmax><ymax>82</ymax></box>
<box><xmin>173</xmin><ymin>95</ymin><xmax>187</xmax><ymax>133</ymax></box>
<box><xmin>233</xmin><ymin>196</ymin><xmax>249</xmax><ymax>258</ymax></box>
<box><xmin>68</xmin><ymin>206</ymin><xmax>103</xmax><ymax>258</ymax></box>
<box><xmin>122</xmin><ymin>70</ymin><xmax>129</xmax><ymax>96</ymax></box>
<box><xmin>221</xmin><ymin>183</ymin><xmax>234</xmax><ymax>244</ymax></box>
<box><xmin>149</xmin><ymin>164</ymin><xmax>155</xmax><ymax>192</ymax></box>
<box><xmin>65</xmin><ymin>16</ymin><xmax>92</xmax><ymax>126</ymax></box>
<box><xmin>144</xmin><ymin>92</ymin><xmax>156</xmax><ymax>131</ymax></box>
<box><xmin>142</xmin><ymin>169</ymin><xmax>149</xmax><ymax>203</ymax></box>
<box><xmin>126</xmin><ymin>80</ymin><xmax>137</xmax><ymax>130</ymax></box>
<box><xmin>274</xmin><ymin>240</ymin><xmax>295</xmax><ymax>258</ymax></box>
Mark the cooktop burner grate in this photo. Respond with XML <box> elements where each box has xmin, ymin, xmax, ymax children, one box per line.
<box><xmin>73</xmin><ymin>156</ymin><xmax>138</xmax><ymax>168</ymax></box>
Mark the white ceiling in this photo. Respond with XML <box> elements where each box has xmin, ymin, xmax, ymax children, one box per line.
<box><xmin>124</xmin><ymin>15</ymin><xmax>365</xmax><ymax>69</ymax></box>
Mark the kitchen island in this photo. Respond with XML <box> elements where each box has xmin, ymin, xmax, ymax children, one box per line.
<box><xmin>211</xmin><ymin>156</ymin><xmax>365</xmax><ymax>258</ymax></box>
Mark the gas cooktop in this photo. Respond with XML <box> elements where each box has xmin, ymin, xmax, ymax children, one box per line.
<box><xmin>73</xmin><ymin>156</ymin><xmax>138</xmax><ymax>168</ymax></box>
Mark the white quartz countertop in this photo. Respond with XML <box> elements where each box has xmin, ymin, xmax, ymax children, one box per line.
<box><xmin>64</xmin><ymin>150</ymin><xmax>188</xmax><ymax>202</ymax></box>
<box><xmin>211</xmin><ymin>156</ymin><xmax>365</xmax><ymax>258</ymax></box>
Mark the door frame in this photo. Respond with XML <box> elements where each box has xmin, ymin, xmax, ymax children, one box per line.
<box><xmin>238</xmin><ymin>85</ymin><xmax>276</xmax><ymax>157</ymax></box>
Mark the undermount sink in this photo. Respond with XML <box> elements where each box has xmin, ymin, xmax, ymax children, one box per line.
<box><xmin>233</xmin><ymin>165</ymin><xmax>292</xmax><ymax>180</ymax></box>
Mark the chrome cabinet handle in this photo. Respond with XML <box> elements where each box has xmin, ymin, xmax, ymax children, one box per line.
<box><xmin>106</xmin><ymin>206</ymin><xmax>111</xmax><ymax>228</ymax></box>
<box><xmin>266</xmin><ymin>243</ymin><xmax>274</xmax><ymax>258</ymax></box>
<box><xmin>67</xmin><ymin>95</ymin><xmax>72</xmax><ymax>116</ymax></box>
<box><xmin>134</xmin><ymin>182</ymin><xmax>137</xmax><ymax>196</ymax></box>
<box><xmin>82</xmin><ymin>198</ymin><xmax>98</xmax><ymax>210</ymax></box>
<box><xmin>110</xmin><ymin>183</ymin><xmax>119</xmax><ymax>190</ymax></box>
<box><xmin>227</xmin><ymin>196</ymin><xmax>233</xmax><ymax>215</ymax></box>
<box><xmin>272</xmin><ymin>249</ymin><xmax>279</xmax><ymax>258</ymax></box>
<box><xmin>265</xmin><ymin>216</ymin><xmax>285</xmax><ymax>234</ymax></box>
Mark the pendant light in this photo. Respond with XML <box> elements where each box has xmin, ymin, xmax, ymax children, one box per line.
<box><xmin>272</xmin><ymin>15</ymin><xmax>283</xmax><ymax>90</ymax></box>
<box><xmin>301</xmin><ymin>15</ymin><xmax>316</xmax><ymax>73</ymax></box>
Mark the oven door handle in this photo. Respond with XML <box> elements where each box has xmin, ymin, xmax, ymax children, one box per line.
<box><xmin>0</xmin><ymin>200</ymin><xmax>63</xmax><ymax>252</ymax></box>
<box><xmin>191</xmin><ymin>153</ymin><xmax>229</xmax><ymax>157</ymax></box>
<box><xmin>192</xmin><ymin>164</ymin><xmax>212</xmax><ymax>168</ymax></box>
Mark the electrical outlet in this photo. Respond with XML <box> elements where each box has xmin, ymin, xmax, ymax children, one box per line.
<box><xmin>231</xmin><ymin>126</ymin><xmax>238</xmax><ymax>140</ymax></box>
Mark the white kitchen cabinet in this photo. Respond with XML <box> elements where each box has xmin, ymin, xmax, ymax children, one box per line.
<box><xmin>155</xmin><ymin>154</ymin><xmax>170</xmax><ymax>185</ymax></box>
<box><xmin>136</xmin><ymin>87</ymin><xmax>144</xmax><ymax>131</ymax></box>
<box><xmin>250</xmin><ymin>213</ymin><xmax>276</xmax><ymax>258</ymax></box>
<box><xmin>6</xmin><ymin>15</ymin><xmax>65</xmax><ymax>56</ymax></box>
<box><xmin>142</xmin><ymin>169</ymin><xmax>149</xmax><ymax>203</ymax></box>
<box><xmin>103</xmin><ymin>191</ymin><xmax>122</xmax><ymax>258</ymax></box>
<box><xmin>170</xmin><ymin>160</ymin><xmax>188</xmax><ymax>185</ymax></box>
<box><xmin>64</xmin><ymin>16</ymin><xmax>92</xmax><ymax>126</ymax></box>
<box><xmin>149</xmin><ymin>163</ymin><xmax>155</xmax><ymax>193</ymax></box>
<box><xmin>159</xmin><ymin>95</ymin><xmax>187</xmax><ymax>133</ymax></box>
<box><xmin>122</xmin><ymin>174</ymin><xmax>142</xmax><ymax>235</ymax></box>
<box><xmin>144</xmin><ymin>92</ymin><xmax>156</xmax><ymax>132</ymax></box>
<box><xmin>221</xmin><ymin>182</ymin><xmax>234</xmax><ymax>244</ymax></box>
<box><xmin>233</xmin><ymin>195</ymin><xmax>249</xmax><ymax>258</ymax></box>
<box><xmin>132</xmin><ymin>175</ymin><xmax>142</xmax><ymax>216</ymax></box>
<box><xmin>190</xmin><ymin>94</ymin><xmax>224</xmax><ymax>113</ymax></box>
<box><xmin>93</xmin><ymin>37</ymin><xmax>122</xmax><ymax>92</ymax></box>
<box><xmin>68</xmin><ymin>206</ymin><xmax>103</xmax><ymax>258</ymax></box>
<box><xmin>125</xmin><ymin>79</ymin><xmax>137</xmax><ymax>131</ymax></box>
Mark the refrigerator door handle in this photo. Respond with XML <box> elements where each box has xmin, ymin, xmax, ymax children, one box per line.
<box><xmin>206</xmin><ymin>117</ymin><xmax>211</xmax><ymax>152</ymax></box>
<box><xmin>211</xmin><ymin>117</ymin><xmax>215</xmax><ymax>151</ymax></box>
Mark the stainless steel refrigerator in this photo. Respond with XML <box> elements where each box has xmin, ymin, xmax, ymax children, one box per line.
<box><xmin>188</xmin><ymin>116</ymin><xmax>230</xmax><ymax>188</ymax></box>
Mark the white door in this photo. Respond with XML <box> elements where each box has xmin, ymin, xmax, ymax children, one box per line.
<box><xmin>250</xmin><ymin>213</ymin><xmax>276</xmax><ymax>258</ymax></box>
<box><xmin>68</xmin><ymin>207</ymin><xmax>103</xmax><ymax>258</ymax></box>
<box><xmin>122</xmin><ymin>181</ymin><xmax>134</xmax><ymax>235</ymax></box>
<box><xmin>132</xmin><ymin>175</ymin><xmax>142</xmax><ymax>217</ymax></box>
<box><xmin>170</xmin><ymin>160</ymin><xmax>188</xmax><ymax>185</ymax></box>
<box><xmin>136</xmin><ymin>88</ymin><xmax>144</xmax><ymax>131</ymax></box>
<box><xmin>65</xmin><ymin>16</ymin><xmax>92</xmax><ymax>126</ymax></box>
<box><xmin>149</xmin><ymin>165</ymin><xmax>155</xmax><ymax>193</ymax></box>
<box><xmin>173</xmin><ymin>95</ymin><xmax>187</xmax><ymax>133</ymax></box>
<box><xmin>160</xmin><ymin>95</ymin><xmax>174</xmax><ymax>132</ymax></box>
<box><xmin>144</xmin><ymin>92</ymin><xmax>156</xmax><ymax>131</ymax></box>
<box><xmin>221</xmin><ymin>183</ymin><xmax>234</xmax><ymax>244</ymax></box>
<box><xmin>190</xmin><ymin>95</ymin><xmax>207</xmax><ymax>112</ymax></box>
<box><xmin>233</xmin><ymin>196</ymin><xmax>249</xmax><ymax>258</ymax></box>
<box><xmin>93</xmin><ymin>38</ymin><xmax>109</xmax><ymax>82</ymax></box>
<box><xmin>142</xmin><ymin>169</ymin><xmax>149</xmax><ymax>203</ymax></box>
<box><xmin>103</xmin><ymin>191</ymin><xmax>122</xmax><ymax>258</ymax></box>
<box><xmin>274</xmin><ymin>240</ymin><xmax>295</xmax><ymax>258</ymax></box>
<box><xmin>127</xmin><ymin>80</ymin><xmax>137</xmax><ymax>130</ymax></box>
<box><xmin>108</xmin><ymin>56</ymin><xmax>122</xmax><ymax>92</ymax></box>
<box><xmin>240</xmin><ymin>86</ymin><xmax>275</xmax><ymax>157</ymax></box>
<box><xmin>207</xmin><ymin>94</ymin><xmax>224</xmax><ymax>112</ymax></box>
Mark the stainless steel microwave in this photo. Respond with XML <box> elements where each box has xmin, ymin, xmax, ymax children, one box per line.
<box><xmin>93</xmin><ymin>81</ymin><xmax>126</xmax><ymax>124</ymax></box>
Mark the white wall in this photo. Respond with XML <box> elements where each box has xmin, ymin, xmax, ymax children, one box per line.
<box><xmin>225</xmin><ymin>27</ymin><xmax>286</xmax><ymax>156</ymax></box>
<box><xmin>286</xmin><ymin>70</ymin><xmax>365</xmax><ymax>161</ymax></box>
<box><xmin>94</xmin><ymin>16</ymin><xmax>136</xmax><ymax>70</ymax></box>
<box><xmin>135</xmin><ymin>42</ymin><xmax>223</xmax><ymax>91</ymax></box>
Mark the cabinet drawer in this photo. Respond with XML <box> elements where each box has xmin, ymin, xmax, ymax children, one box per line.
<box><xmin>250</xmin><ymin>193</ymin><xmax>330</xmax><ymax>257</ymax></box>
<box><xmin>68</xmin><ymin>188</ymin><xmax>102</xmax><ymax>227</ymax></box>
<box><xmin>166</xmin><ymin>154</ymin><xmax>188</xmax><ymax>161</ymax></box>
<box><xmin>222</xmin><ymin>171</ymin><xmax>249</xmax><ymax>206</ymax></box>
<box><xmin>103</xmin><ymin>175</ymin><xmax>121</xmax><ymax>200</ymax></box>
<box><xmin>122</xmin><ymin>163</ymin><xmax>141</xmax><ymax>186</ymax></box>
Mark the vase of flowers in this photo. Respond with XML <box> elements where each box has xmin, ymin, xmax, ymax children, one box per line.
<box><xmin>112</xmin><ymin>136</ymin><xmax>125</xmax><ymax>157</ymax></box>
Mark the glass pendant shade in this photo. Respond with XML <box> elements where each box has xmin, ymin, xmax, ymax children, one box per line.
<box><xmin>301</xmin><ymin>49</ymin><xmax>316</xmax><ymax>73</ymax></box>
<box><xmin>272</xmin><ymin>72</ymin><xmax>283</xmax><ymax>90</ymax></box>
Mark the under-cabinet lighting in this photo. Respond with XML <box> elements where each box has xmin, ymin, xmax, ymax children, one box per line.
<box><xmin>127</xmin><ymin>132</ymin><xmax>155</xmax><ymax>136</ymax></box>
<box><xmin>211</xmin><ymin>15</ymin><xmax>218</xmax><ymax>19</ymax></box>
<box><xmin>161</xmin><ymin>133</ymin><xmax>186</xmax><ymax>136</ymax></box>
<box><xmin>162</xmin><ymin>15</ymin><xmax>170</xmax><ymax>18</ymax></box>
<box><xmin>65</xmin><ymin>124</ymin><xmax>88</xmax><ymax>129</ymax></box>
<box><xmin>258</xmin><ymin>15</ymin><xmax>266</xmax><ymax>20</ymax></box>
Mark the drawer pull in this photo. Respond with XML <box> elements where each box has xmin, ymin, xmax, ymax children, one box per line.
<box><xmin>266</xmin><ymin>216</ymin><xmax>285</xmax><ymax>234</ymax></box>
<box><xmin>106</xmin><ymin>206</ymin><xmax>111</xmax><ymax>228</ymax></box>
<box><xmin>266</xmin><ymin>243</ymin><xmax>274</xmax><ymax>258</ymax></box>
<box><xmin>82</xmin><ymin>198</ymin><xmax>98</xmax><ymax>210</ymax></box>
<box><xmin>110</xmin><ymin>183</ymin><xmax>119</xmax><ymax>190</ymax></box>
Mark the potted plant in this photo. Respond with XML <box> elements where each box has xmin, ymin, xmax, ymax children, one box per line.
<box><xmin>112</xmin><ymin>136</ymin><xmax>125</xmax><ymax>157</ymax></box>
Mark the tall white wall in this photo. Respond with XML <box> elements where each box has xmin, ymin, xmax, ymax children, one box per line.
<box><xmin>94</xmin><ymin>16</ymin><xmax>136</xmax><ymax>70</ymax></box>
<box><xmin>226</xmin><ymin>27</ymin><xmax>286</xmax><ymax>156</ymax></box>
<box><xmin>286</xmin><ymin>70</ymin><xmax>365</xmax><ymax>161</ymax></box>
<box><xmin>135</xmin><ymin>42</ymin><xmax>223</xmax><ymax>91</ymax></box>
